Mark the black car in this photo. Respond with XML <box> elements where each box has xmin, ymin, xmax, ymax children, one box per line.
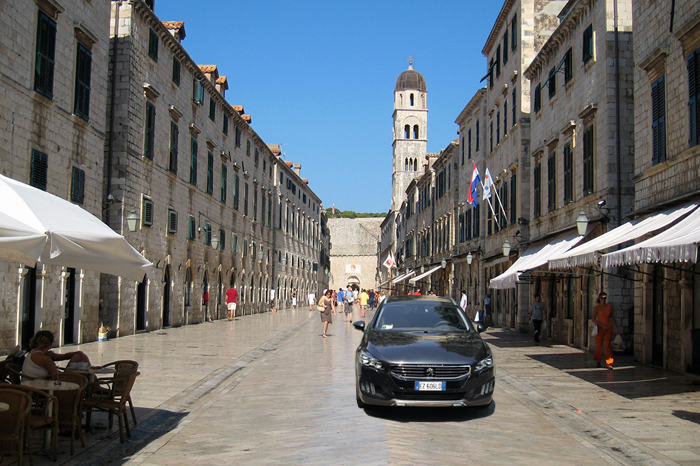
<box><xmin>353</xmin><ymin>295</ymin><xmax>494</xmax><ymax>408</ymax></box>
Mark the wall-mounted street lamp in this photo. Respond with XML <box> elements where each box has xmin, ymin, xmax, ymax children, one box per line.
<box><xmin>126</xmin><ymin>211</ymin><xmax>140</xmax><ymax>232</ymax></box>
<box><xmin>421</xmin><ymin>265</ymin><xmax>425</xmax><ymax>274</ymax></box>
<box><xmin>441</xmin><ymin>259</ymin><xmax>447</xmax><ymax>268</ymax></box>
<box><xmin>576</xmin><ymin>211</ymin><xmax>589</xmax><ymax>236</ymax></box>
<box><xmin>502</xmin><ymin>238</ymin><xmax>512</xmax><ymax>257</ymax></box>
<box><xmin>466</xmin><ymin>251</ymin><xmax>473</xmax><ymax>265</ymax></box>
<box><xmin>210</xmin><ymin>235</ymin><xmax>219</xmax><ymax>250</ymax></box>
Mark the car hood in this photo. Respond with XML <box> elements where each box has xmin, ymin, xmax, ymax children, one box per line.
<box><xmin>365</xmin><ymin>330</ymin><xmax>488</xmax><ymax>365</ymax></box>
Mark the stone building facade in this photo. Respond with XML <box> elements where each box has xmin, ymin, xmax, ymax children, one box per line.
<box><xmin>328</xmin><ymin>218</ymin><xmax>382</xmax><ymax>292</ymax></box>
<box><xmin>103</xmin><ymin>0</ymin><xmax>328</xmax><ymax>336</ymax></box>
<box><xmin>0</xmin><ymin>0</ymin><xmax>111</xmax><ymax>350</ymax></box>
<box><xmin>520</xmin><ymin>0</ymin><xmax>635</xmax><ymax>349</ymax></box>
<box><xmin>0</xmin><ymin>0</ymin><xmax>329</xmax><ymax>354</ymax></box>
<box><xmin>630</xmin><ymin>0</ymin><xmax>700</xmax><ymax>373</ymax></box>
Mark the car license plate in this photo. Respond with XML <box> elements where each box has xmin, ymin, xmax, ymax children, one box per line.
<box><xmin>415</xmin><ymin>381</ymin><xmax>445</xmax><ymax>391</ymax></box>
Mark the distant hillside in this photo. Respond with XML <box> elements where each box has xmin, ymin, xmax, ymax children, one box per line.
<box><xmin>325</xmin><ymin>208</ymin><xmax>386</xmax><ymax>219</ymax></box>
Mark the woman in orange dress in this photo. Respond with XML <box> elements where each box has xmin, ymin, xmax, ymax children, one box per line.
<box><xmin>592</xmin><ymin>292</ymin><xmax>619</xmax><ymax>369</ymax></box>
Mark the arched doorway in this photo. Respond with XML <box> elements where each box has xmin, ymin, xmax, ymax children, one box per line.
<box><xmin>136</xmin><ymin>275</ymin><xmax>147</xmax><ymax>331</ymax></box>
<box><xmin>162</xmin><ymin>265</ymin><xmax>171</xmax><ymax>328</ymax></box>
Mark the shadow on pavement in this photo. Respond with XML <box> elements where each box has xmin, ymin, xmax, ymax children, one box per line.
<box><xmin>362</xmin><ymin>401</ymin><xmax>495</xmax><ymax>423</ymax></box>
<box><xmin>672</xmin><ymin>410</ymin><xmax>700</xmax><ymax>425</ymax></box>
<box><xmin>484</xmin><ymin>327</ymin><xmax>700</xmax><ymax>400</ymax></box>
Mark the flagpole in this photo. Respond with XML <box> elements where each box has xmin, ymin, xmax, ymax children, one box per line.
<box><xmin>492</xmin><ymin>184</ymin><xmax>507</xmax><ymax>226</ymax></box>
<box><xmin>480</xmin><ymin>180</ymin><xmax>500</xmax><ymax>232</ymax></box>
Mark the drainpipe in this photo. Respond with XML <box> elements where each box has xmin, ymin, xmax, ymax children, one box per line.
<box><xmin>614</xmin><ymin>0</ymin><xmax>622</xmax><ymax>227</ymax></box>
<box><xmin>105</xmin><ymin>1</ymin><xmax>121</xmax><ymax>227</ymax></box>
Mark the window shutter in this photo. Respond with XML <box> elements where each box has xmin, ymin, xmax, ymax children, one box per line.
<box><xmin>74</xmin><ymin>44</ymin><xmax>92</xmax><ymax>120</ymax></box>
<box><xmin>144</xmin><ymin>102</ymin><xmax>156</xmax><ymax>159</ymax></box>
<box><xmin>583</xmin><ymin>126</ymin><xmax>594</xmax><ymax>195</ymax></box>
<box><xmin>190</xmin><ymin>138</ymin><xmax>198</xmax><ymax>185</ymax></box>
<box><xmin>534</xmin><ymin>84</ymin><xmax>541</xmax><ymax>112</ymax></box>
<box><xmin>188</xmin><ymin>215</ymin><xmax>195</xmax><ymax>240</ymax></box>
<box><xmin>142</xmin><ymin>199</ymin><xmax>154</xmax><ymax>227</ymax></box>
<box><xmin>564</xmin><ymin>143</ymin><xmax>573</xmax><ymax>204</ymax></box>
<box><xmin>510</xmin><ymin>174</ymin><xmax>517</xmax><ymax>224</ymax></box>
<box><xmin>583</xmin><ymin>25</ymin><xmax>593</xmax><ymax>63</ymax></box>
<box><xmin>219</xmin><ymin>229</ymin><xmax>225</xmax><ymax>250</ymax></box>
<box><xmin>167</xmin><ymin>209</ymin><xmax>178</xmax><ymax>234</ymax></box>
<box><xmin>30</xmin><ymin>150</ymin><xmax>48</xmax><ymax>191</ymax></box>
<box><xmin>148</xmin><ymin>28</ymin><xmax>158</xmax><ymax>61</ymax></box>
<box><xmin>35</xmin><ymin>12</ymin><xmax>56</xmax><ymax>98</ymax></box>
<box><xmin>548</xmin><ymin>153</ymin><xmax>556</xmax><ymax>212</ymax></box>
<box><xmin>652</xmin><ymin>77</ymin><xmax>666</xmax><ymax>164</ymax></box>
<box><xmin>70</xmin><ymin>167</ymin><xmax>85</xmax><ymax>204</ymax></box>
<box><xmin>169</xmin><ymin>122</ymin><xmax>178</xmax><ymax>174</ymax></box>
<box><xmin>221</xmin><ymin>164</ymin><xmax>227</xmax><ymax>203</ymax></box>
<box><xmin>232</xmin><ymin>233</ymin><xmax>238</xmax><ymax>253</ymax></box>
<box><xmin>172</xmin><ymin>58</ymin><xmax>180</xmax><ymax>86</ymax></box>
<box><xmin>206</xmin><ymin>151</ymin><xmax>214</xmax><ymax>195</ymax></box>
<box><xmin>223</xmin><ymin>114</ymin><xmax>228</xmax><ymax>135</ymax></box>
<box><xmin>689</xmin><ymin>51</ymin><xmax>699</xmax><ymax>147</ymax></box>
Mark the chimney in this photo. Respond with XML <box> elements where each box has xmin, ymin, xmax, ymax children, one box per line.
<box><xmin>294</xmin><ymin>163</ymin><xmax>301</xmax><ymax>177</ymax></box>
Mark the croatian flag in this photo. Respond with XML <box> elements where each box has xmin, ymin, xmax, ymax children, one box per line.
<box><xmin>467</xmin><ymin>162</ymin><xmax>481</xmax><ymax>207</ymax></box>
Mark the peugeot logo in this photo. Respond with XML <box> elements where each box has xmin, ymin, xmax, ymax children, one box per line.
<box><xmin>426</xmin><ymin>367</ymin><xmax>434</xmax><ymax>377</ymax></box>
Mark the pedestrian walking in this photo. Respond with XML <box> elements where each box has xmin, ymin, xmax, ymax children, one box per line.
<box><xmin>483</xmin><ymin>295</ymin><xmax>492</xmax><ymax>325</ymax></box>
<box><xmin>337</xmin><ymin>288</ymin><xmax>345</xmax><ymax>314</ymax></box>
<box><xmin>308</xmin><ymin>291</ymin><xmax>316</xmax><ymax>311</ymax></box>
<box><xmin>203</xmin><ymin>287</ymin><xmax>212</xmax><ymax>322</ymax></box>
<box><xmin>529</xmin><ymin>293</ymin><xmax>547</xmax><ymax>342</ymax></box>
<box><xmin>225</xmin><ymin>285</ymin><xmax>238</xmax><ymax>321</ymax></box>
<box><xmin>359</xmin><ymin>289</ymin><xmax>369</xmax><ymax>317</ymax></box>
<box><xmin>592</xmin><ymin>291</ymin><xmax>619</xmax><ymax>369</ymax></box>
<box><xmin>318</xmin><ymin>289</ymin><xmax>336</xmax><ymax>338</ymax></box>
<box><xmin>368</xmin><ymin>289</ymin><xmax>375</xmax><ymax>310</ymax></box>
<box><xmin>291</xmin><ymin>289</ymin><xmax>297</xmax><ymax>309</ymax></box>
<box><xmin>345</xmin><ymin>287</ymin><xmax>355</xmax><ymax>319</ymax></box>
<box><xmin>459</xmin><ymin>290</ymin><xmax>468</xmax><ymax>311</ymax></box>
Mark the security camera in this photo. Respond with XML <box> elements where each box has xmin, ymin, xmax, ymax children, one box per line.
<box><xmin>598</xmin><ymin>200</ymin><xmax>606</xmax><ymax>207</ymax></box>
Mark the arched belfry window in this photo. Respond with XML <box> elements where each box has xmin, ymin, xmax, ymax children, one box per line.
<box><xmin>413</xmin><ymin>125</ymin><xmax>419</xmax><ymax>139</ymax></box>
<box><xmin>405</xmin><ymin>158</ymin><xmax>409</xmax><ymax>171</ymax></box>
<box><xmin>404</xmin><ymin>125</ymin><xmax>410</xmax><ymax>139</ymax></box>
<box><xmin>410</xmin><ymin>94</ymin><xmax>414</xmax><ymax>106</ymax></box>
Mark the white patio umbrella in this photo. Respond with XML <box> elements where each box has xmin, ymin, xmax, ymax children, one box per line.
<box><xmin>0</xmin><ymin>174</ymin><xmax>152</xmax><ymax>281</ymax></box>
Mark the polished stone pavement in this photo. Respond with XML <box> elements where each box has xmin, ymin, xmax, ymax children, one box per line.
<box><xmin>5</xmin><ymin>307</ymin><xmax>700</xmax><ymax>466</ymax></box>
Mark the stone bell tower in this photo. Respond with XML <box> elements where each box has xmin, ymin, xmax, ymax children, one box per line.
<box><xmin>392</xmin><ymin>60</ymin><xmax>428</xmax><ymax>211</ymax></box>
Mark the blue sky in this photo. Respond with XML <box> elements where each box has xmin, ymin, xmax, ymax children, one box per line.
<box><xmin>156</xmin><ymin>1</ymin><xmax>503</xmax><ymax>213</ymax></box>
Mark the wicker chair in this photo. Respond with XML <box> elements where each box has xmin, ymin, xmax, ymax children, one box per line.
<box><xmin>55</xmin><ymin>372</ymin><xmax>88</xmax><ymax>455</ymax></box>
<box><xmin>0</xmin><ymin>387</ymin><xmax>33</xmax><ymax>466</ymax></box>
<box><xmin>97</xmin><ymin>360</ymin><xmax>139</xmax><ymax>425</ymax></box>
<box><xmin>14</xmin><ymin>384</ymin><xmax>60</xmax><ymax>461</ymax></box>
<box><xmin>84</xmin><ymin>371</ymin><xmax>140</xmax><ymax>443</ymax></box>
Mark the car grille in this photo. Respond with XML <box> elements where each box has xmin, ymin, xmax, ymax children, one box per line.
<box><xmin>390</xmin><ymin>364</ymin><xmax>471</xmax><ymax>380</ymax></box>
<box><xmin>398</xmin><ymin>392</ymin><xmax>466</xmax><ymax>401</ymax></box>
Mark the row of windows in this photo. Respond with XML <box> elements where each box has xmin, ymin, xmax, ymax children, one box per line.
<box><xmin>29</xmin><ymin>150</ymin><xmax>86</xmax><ymax>204</ymax></box>
<box><xmin>534</xmin><ymin>25</ymin><xmax>593</xmax><ymax>113</ymax></box>
<box><xmin>34</xmin><ymin>10</ymin><xmax>93</xmax><ymax>121</ymax></box>
<box><xmin>651</xmin><ymin>47</ymin><xmax>700</xmax><ymax>166</ymax></box>
<box><xmin>533</xmin><ymin>126</ymin><xmax>594</xmax><ymax>218</ymax></box>
<box><xmin>487</xmin><ymin>14</ymin><xmax>518</xmax><ymax>89</ymax></box>
<box><xmin>404</xmin><ymin>124</ymin><xmax>420</xmax><ymax>139</ymax></box>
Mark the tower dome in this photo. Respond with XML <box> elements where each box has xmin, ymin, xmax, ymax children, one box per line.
<box><xmin>395</xmin><ymin>64</ymin><xmax>426</xmax><ymax>92</ymax></box>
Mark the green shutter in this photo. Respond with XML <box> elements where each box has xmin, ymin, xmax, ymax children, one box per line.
<box><xmin>144</xmin><ymin>102</ymin><xmax>156</xmax><ymax>159</ymax></box>
<box><xmin>30</xmin><ymin>150</ymin><xmax>48</xmax><ymax>191</ymax></box>
<box><xmin>35</xmin><ymin>11</ymin><xmax>56</xmax><ymax>98</ymax></box>
<box><xmin>74</xmin><ymin>44</ymin><xmax>92</xmax><ymax>120</ymax></box>
<box><xmin>168</xmin><ymin>209</ymin><xmax>178</xmax><ymax>234</ymax></box>
<box><xmin>169</xmin><ymin>122</ymin><xmax>178</xmax><ymax>173</ymax></box>
<box><xmin>172</xmin><ymin>57</ymin><xmax>180</xmax><ymax>86</ymax></box>
<box><xmin>148</xmin><ymin>28</ymin><xmax>158</xmax><ymax>61</ymax></box>
<box><xmin>190</xmin><ymin>138</ymin><xmax>198</xmax><ymax>185</ymax></box>
<box><xmin>70</xmin><ymin>167</ymin><xmax>85</xmax><ymax>204</ymax></box>
<box><xmin>142</xmin><ymin>198</ymin><xmax>154</xmax><ymax>227</ymax></box>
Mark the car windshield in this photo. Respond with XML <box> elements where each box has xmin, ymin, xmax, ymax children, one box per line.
<box><xmin>373</xmin><ymin>302</ymin><xmax>472</xmax><ymax>332</ymax></box>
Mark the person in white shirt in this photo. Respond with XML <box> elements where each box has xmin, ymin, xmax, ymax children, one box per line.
<box><xmin>308</xmin><ymin>292</ymin><xmax>316</xmax><ymax>311</ymax></box>
<box><xmin>459</xmin><ymin>290</ymin><xmax>468</xmax><ymax>311</ymax></box>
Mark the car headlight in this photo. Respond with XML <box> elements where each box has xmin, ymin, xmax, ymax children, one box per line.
<box><xmin>474</xmin><ymin>354</ymin><xmax>493</xmax><ymax>372</ymax></box>
<box><xmin>360</xmin><ymin>351</ymin><xmax>384</xmax><ymax>369</ymax></box>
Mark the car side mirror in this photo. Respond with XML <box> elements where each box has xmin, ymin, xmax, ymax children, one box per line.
<box><xmin>353</xmin><ymin>321</ymin><xmax>365</xmax><ymax>331</ymax></box>
<box><xmin>476</xmin><ymin>322</ymin><xmax>487</xmax><ymax>333</ymax></box>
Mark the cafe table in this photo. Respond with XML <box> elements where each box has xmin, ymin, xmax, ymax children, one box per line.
<box><xmin>21</xmin><ymin>379</ymin><xmax>80</xmax><ymax>451</ymax></box>
<box><xmin>0</xmin><ymin>401</ymin><xmax>9</xmax><ymax>411</ymax></box>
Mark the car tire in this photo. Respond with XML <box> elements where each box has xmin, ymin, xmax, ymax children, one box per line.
<box><xmin>356</xmin><ymin>385</ymin><xmax>366</xmax><ymax>408</ymax></box>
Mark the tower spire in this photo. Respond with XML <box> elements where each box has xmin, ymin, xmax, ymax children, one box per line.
<box><xmin>408</xmin><ymin>55</ymin><xmax>413</xmax><ymax>70</ymax></box>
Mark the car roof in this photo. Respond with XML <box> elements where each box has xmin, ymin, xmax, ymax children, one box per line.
<box><xmin>383</xmin><ymin>295</ymin><xmax>455</xmax><ymax>305</ymax></box>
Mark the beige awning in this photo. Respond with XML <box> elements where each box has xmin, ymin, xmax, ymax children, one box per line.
<box><xmin>490</xmin><ymin>231</ymin><xmax>584</xmax><ymax>289</ymax></box>
<box><xmin>391</xmin><ymin>270</ymin><xmax>415</xmax><ymax>284</ymax></box>
<box><xmin>408</xmin><ymin>265</ymin><xmax>443</xmax><ymax>284</ymax></box>
<box><xmin>602</xmin><ymin>204</ymin><xmax>700</xmax><ymax>267</ymax></box>
<box><xmin>548</xmin><ymin>203</ymin><xmax>697</xmax><ymax>270</ymax></box>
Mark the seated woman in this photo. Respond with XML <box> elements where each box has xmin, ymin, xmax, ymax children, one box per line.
<box><xmin>22</xmin><ymin>330</ymin><xmax>92</xmax><ymax>379</ymax></box>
